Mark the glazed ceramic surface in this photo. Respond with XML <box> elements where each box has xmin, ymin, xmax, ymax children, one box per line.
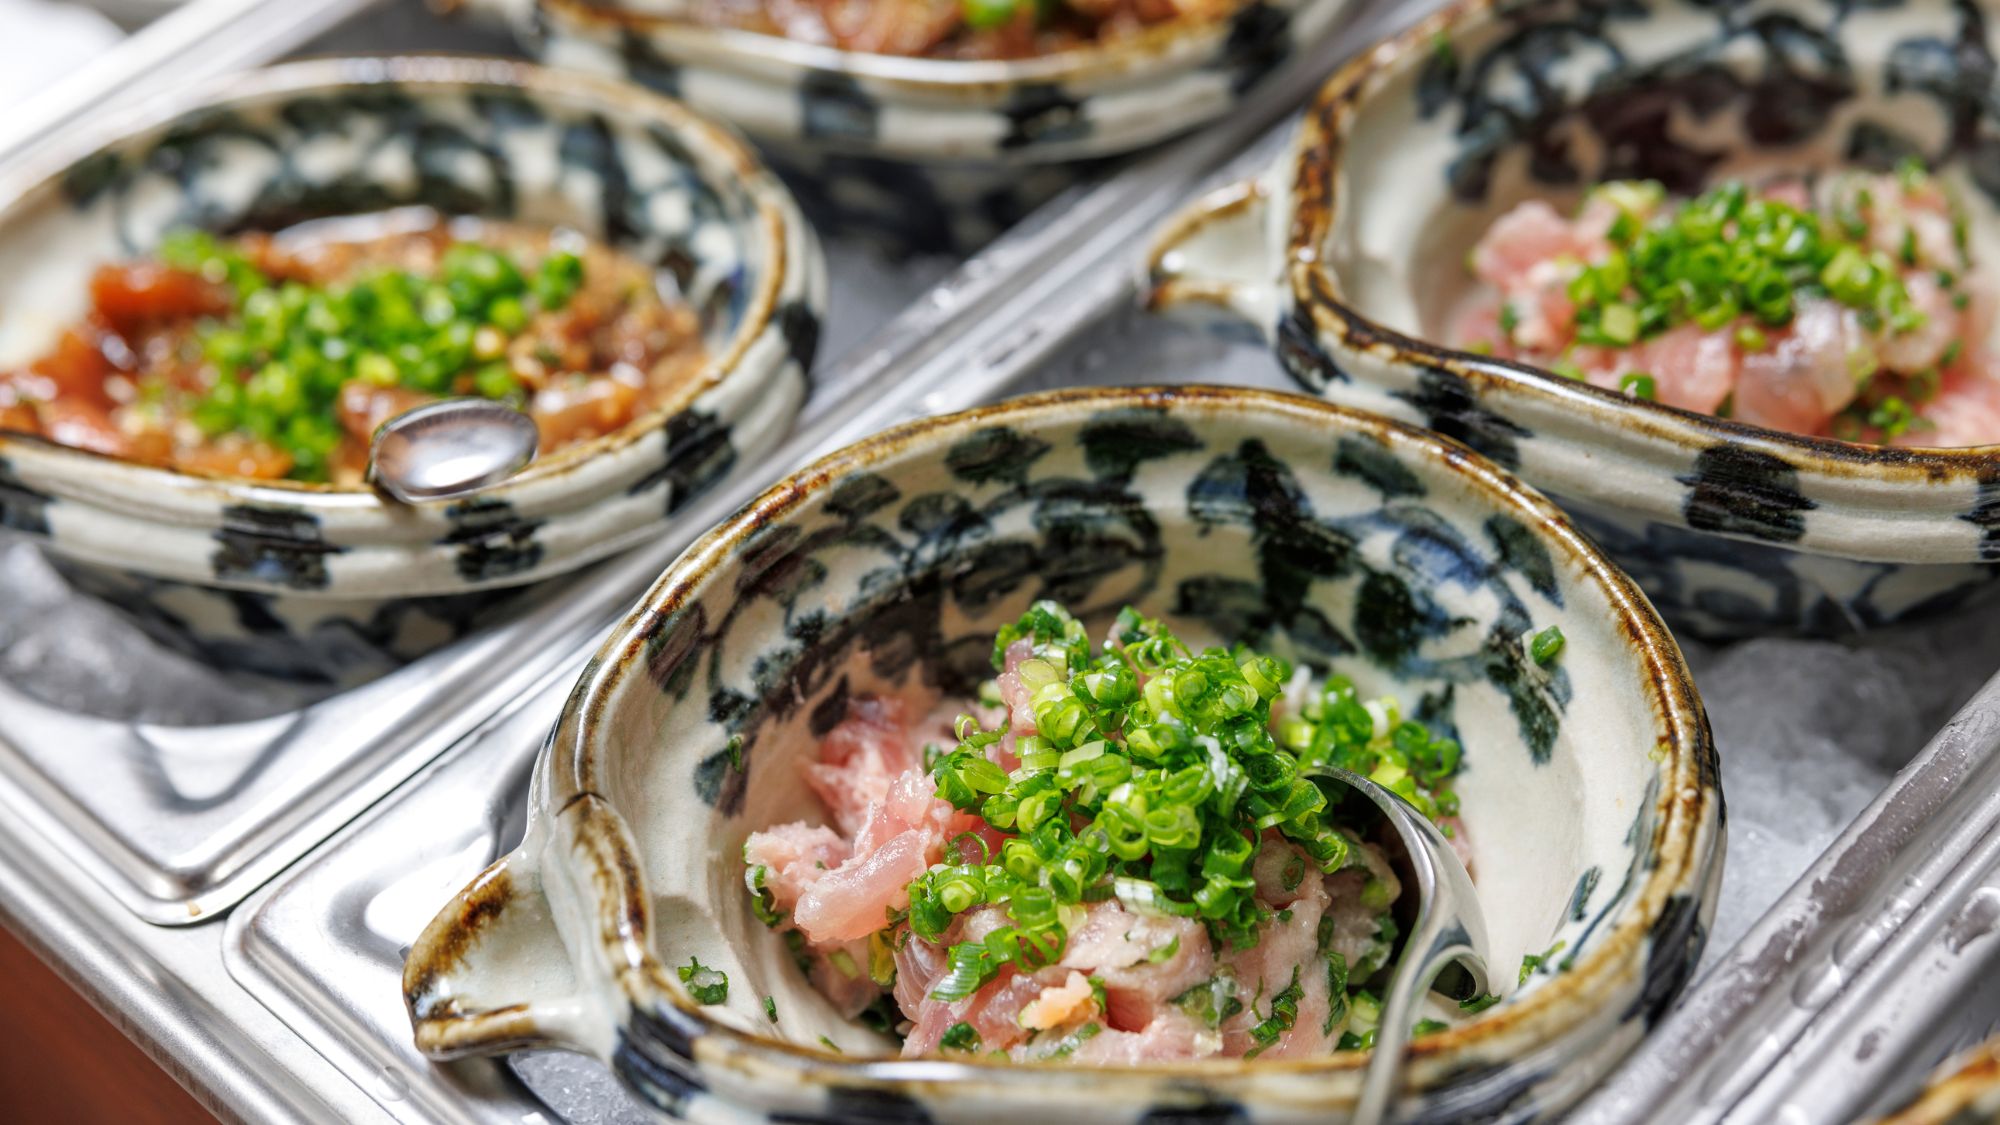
<box><xmin>1877</xmin><ymin>1034</ymin><xmax>2000</xmax><ymax>1125</ymax></box>
<box><xmin>494</xmin><ymin>0</ymin><xmax>1357</xmax><ymax>249</ymax></box>
<box><xmin>0</xmin><ymin>55</ymin><xmax>825</xmax><ymax>683</ymax></box>
<box><xmin>405</xmin><ymin>386</ymin><xmax>1722</xmax><ymax>1123</ymax></box>
<box><xmin>1149</xmin><ymin>0</ymin><xmax>2000</xmax><ymax>638</ymax></box>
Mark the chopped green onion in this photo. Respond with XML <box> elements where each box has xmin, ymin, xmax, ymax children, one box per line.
<box><xmin>152</xmin><ymin>227</ymin><xmax>588</xmax><ymax>482</ymax></box>
<box><xmin>677</xmin><ymin>957</ymin><xmax>728</xmax><ymax>1005</ymax></box>
<box><xmin>1243</xmin><ymin>967</ymin><xmax>1304</xmax><ymax>1058</ymax></box>
<box><xmin>1519</xmin><ymin>940</ymin><xmax>1568</xmax><ymax>985</ymax></box>
<box><xmin>1530</xmin><ymin>626</ymin><xmax>1566</xmax><ymax>666</ymax></box>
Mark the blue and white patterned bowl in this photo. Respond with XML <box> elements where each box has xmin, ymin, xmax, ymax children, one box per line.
<box><xmin>1150</xmin><ymin>0</ymin><xmax>2000</xmax><ymax>639</ymax></box>
<box><xmin>404</xmin><ymin>386</ymin><xmax>1722</xmax><ymax>1123</ymax></box>
<box><xmin>1875</xmin><ymin>1033</ymin><xmax>2000</xmax><ymax>1125</ymax></box>
<box><xmin>0</xmin><ymin>56</ymin><xmax>825</xmax><ymax>684</ymax></box>
<box><xmin>488</xmin><ymin>0</ymin><xmax>1359</xmax><ymax>249</ymax></box>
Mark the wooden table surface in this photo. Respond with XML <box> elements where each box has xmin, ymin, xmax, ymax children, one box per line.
<box><xmin>0</xmin><ymin>920</ymin><xmax>216</xmax><ymax>1124</ymax></box>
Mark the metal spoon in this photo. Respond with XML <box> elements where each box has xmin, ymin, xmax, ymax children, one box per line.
<box><xmin>1304</xmin><ymin>765</ymin><xmax>1493</xmax><ymax>1125</ymax></box>
<box><xmin>366</xmin><ymin>398</ymin><xmax>538</xmax><ymax>503</ymax></box>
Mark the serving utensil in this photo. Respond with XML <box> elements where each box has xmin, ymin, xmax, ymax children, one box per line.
<box><xmin>1305</xmin><ymin>765</ymin><xmax>1493</xmax><ymax>1125</ymax></box>
<box><xmin>367</xmin><ymin>398</ymin><xmax>538</xmax><ymax>503</ymax></box>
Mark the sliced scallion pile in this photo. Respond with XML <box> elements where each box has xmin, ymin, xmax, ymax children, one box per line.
<box><xmin>905</xmin><ymin>602</ymin><xmax>1462</xmax><ymax>1003</ymax></box>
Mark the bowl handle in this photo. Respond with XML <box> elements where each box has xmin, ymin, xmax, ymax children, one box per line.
<box><xmin>1145</xmin><ymin>172</ymin><xmax>1284</xmax><ymax>339</ymax></box>
<box><xmin>403</xmin><ymin>848</ymin><xmax>603</xmax><ymax>1061</ymax></box>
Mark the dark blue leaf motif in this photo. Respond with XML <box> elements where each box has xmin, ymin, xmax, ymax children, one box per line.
<box><xmin>1385</xmin><ymin>506</ymin><xmax>1491</xmax><ymax>591</ymax></box>
<box><xmin>1136</xmin><ymin>1105</ymin><xmax>1252</xmax><ymax>1125</ymax></box>
<box><xmin>692</xmin><ymin>748</ymin><xmax>740</xmax><ymax>809</ymax></box>
<box><xmin>1482</xmin><ymin>619</ymin><xmax>1571</xmax><ymax>764</ymax></box>
<box><xmin>0</xmin><ymin>456</ymin><xmax>52</xmax><ymax>535</ymax></box>
<box><xmin>1622</xmin><ymin>892</ymin><xmax>1706</xmax><ymax>1029</ymax></box>
<box><xmin>1964</xmin><ymin>466</ymin><xmax>2000</xmax><ymax>562</ymax></box>
<box><xmin>1276</xmin><ymin>304</ymin><xmax>1347</xmax><ymax>390</ymax></box>
<box><xmin>825</xmin><ymin>472</ymin><xmax>901</xmax><ymax>522</ymax></box>
<box><xmin>440</xmin><ymin>498</ymin><xmax>544</xmax><ymax>582</ymax></box>
<box><xmin>998</xmin><ymin>83</ymin><xmax>1087</xmax><ymax>151</ymax></box>
<box><xmin>1391</xmin><ymin>367</ymin><xmax>1529</xmax><ymax>471</ymax></box>
<box><xmin>211</xmin><ymin>505</ymin><xmax>341</xmax><ymax>590</ymax></box>
<box><xmin>1678</xmin><ymin>445</ymin><xmax>1815</xmax><ymax>544</ymax></box>
<box><xmin>1333</xmin><ymin>434</ymin><xmax>1425</xmax><ymax>498</ymax></box>
<box><xmin>1356</xmin><ymin>568</ymin><xmax>1473</xmax><ymax>675</ymax></box>
<box><xmin>641</xmin><ymin>602</ymin><xmax>706</xmax><ymax>699</ymax></box>
<box><xmin>1215</xmin><ymin>2</ymin><xmax>1291</xmax><ymax>95</ymax></box>
<box><xmin>799</xmin><ymin>71</ymin><xmax>879</xmax><ymax>142</ymax></box>
<box><xmin>945</xmin><ymin>426</ymin><xmax>1052</xmax><ymax>486</ymax></box>
<box><xmin>898</xmin><ymin>492</ymin><xmax>990</xmax><ymax>553</ymax></box>
<box><xmin>808</xmin><ymin>676</ymin><xmax>850</xmax><ymax>737</ymax></box>
<box><xmin>771</xmin><ymin>1087</ymin><xmax>935</xmax><ymax>1125</ymax></box>
<box><xmin>1484</xmin><ymin>513</ymin><xmax>1563</xmax><ymax>605</ymax></box>
<box><xmin>1078</xmin><ymin>408</ymin><xmax>1205</xmax><ymax>481</ymax></box>
<box><xmin>1569</xmin><ymin>865</ymin><xmax>1602</xmax><ymax>921</ymax></box>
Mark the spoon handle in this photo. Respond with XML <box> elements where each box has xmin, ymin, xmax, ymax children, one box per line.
<box><xmin>1351</xmin><ymin>799</ymin><xmax>1492</xmax><ymax>1125</ymax></box>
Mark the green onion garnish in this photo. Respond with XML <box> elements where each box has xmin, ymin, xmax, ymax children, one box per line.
<box><xmin>1618</xmin><ymin>372</ymin><xmax>1658</xmax><ymax>400</ymax></box>
<box><xmin>1530</xmin><ymin>627</ymin><xmax>1566</xmax><ymax>666</ymax></box>
<box><xmin>156</xmin><ymin>229</ymin><xmax>584</xmax><ymax>481</ymax></box>
<box><xmin>678</xmin><ymin>956</ymin><xmax>728</xmax><ymax>1005</ymax></box>
<box><xmin>903</xmin><ymin>602</ymin><xmax>1461</xmax><ymax>1006</ymax></box>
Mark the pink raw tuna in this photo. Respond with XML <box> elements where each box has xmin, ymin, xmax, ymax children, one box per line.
<box><xmin>1219</xmin><ymin>873</ymin><xmax>1335</xmax><ymax>1059</ymax></box>
<box><xmin>986</xmin><ymin>638</ymin><xmax>1039</xmax><ymax>770</ymax></box>
<box><xmin>1878</xmin><ymin>272</ymin><xmax>1962</xmax><ymax>374</ymax></box>
<box><xmin>1637</xmin><ymin>323</ymin><xmax>1739</xmax><ymax>414</ymax></box>
<box><xmin>1734</xmin><ymin>299</ymin><xmax>1869</xmax><ymax>433</ymax></box>
<box><xmin>1823</xmin><ymin>171</ymin><xmax>1962</xmax><ymax>271</ymax></box>
<box><xmin>1058</xmin><ymin>901</ymin><xmax>1215</xmax><ymax>1030</ymax></box>
<box><xmin>1509</xmin><ymin>267</ymin><xmax>1580</xmax><ymax>354</ymax></box>
<box><xmin>793</xmin><ymin>767</ymin><xmax>980</xmax><ymax>944</ymax></box>
<box><xmin>1251</xmin><ymin>834</ymin><xmax>1317</xmax><ymax>906</ymax></box>
<box><xmin>808</xmin><ymin>937</ymin><xmax>887</xmax><ymax>1019</ymax></box>
<box><xmin>761</xmin><ymin>697</ymin><xmax>985</xmax><ymax>945</ymax></box>
<box><xmin>805</xmin><ymin>696</ymin><xmax>922</xmax><ymax>837</ymax></box>
<box><xmin>1906</xmin><ymin>367</ymin><xmax>2000</xmax><ymax>447</ymax></box>
<box><xmin>1068</xmin><ymin>1010</ymin><xmax>1223</xmax><ymax>1064</ymax></box>
<box><xmin>1447</xmin><ymin>293</ymin><xmax>1515</xmax><ymax>358</ymax></box>
<box><xmin>902</xmin><ymin>965</ymin><xmax>1049</xmax><ymax>1057</ymax></box>
<box><xmin>743</xmin><ymin>823</ymin><xmax>850</xmax><ymax>914</ymax></box>
<box><xmin>1471</xmin><ymin>201</ymin><xmax>1608</xmax><ymax>288</ymax></box>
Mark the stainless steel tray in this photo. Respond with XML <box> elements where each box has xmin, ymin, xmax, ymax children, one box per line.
<box><xmin>0</xmin><ymin>0</ymin><xmax>1399</xmax><ymax>924</ymax></box>
<box><xmin>1572</xmin><ymin>649</ymin><xmax>2000</xmax><ymax>1125</ymax></box>
<box><xmin>218</xmin><ymin>320</ymin><xmax>1292</xmax><ymax>1125</ymax></box>
<box><xmin>224</xmin><ymin>296</ymin><xmax>2000</xmax><ymax>1123</ymax></box>
<box><xmin>0</xmin><ymin>0</ymin><xmax>962</xmax><ymax>925</ymax></box>
<box><xmin>14</xmin><ymin>0</ymin><xmax>2000</xmax><ymax>1121</ymax></box>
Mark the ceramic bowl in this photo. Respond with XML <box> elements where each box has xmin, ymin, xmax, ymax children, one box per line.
<box><xmin>1149</xmin><ymin>0</ymin><xmax>2000</xmax><ymax>639</ymax></box>
<box><xmin>483</xmin><ymin>0</ymin><xmax>1359</xmax><ymax>250</ymax></box>
<box><xmin>405</xmin><ymin>385</ymin><xmax>1722</xmax><ymax>1123</ymax></box>
<box><xmin>1876</xmin><ymin>1034</ymin><xmax>2000</xmax><ymax>1125</ymax></box>
<box><xmin>0</xmin><ymin>55</ymin><xmax>825</xmax><ymax>685</ymax></box>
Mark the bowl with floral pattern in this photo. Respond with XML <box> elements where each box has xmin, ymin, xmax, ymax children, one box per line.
<box><xmin>0</xmin><ymin>55</ymin><xmax>824</xmax><ymax>685</ymax></box>
<box><xmin>476</xmin><ymin>0</ymin><xmax>1361</xmax><ymax>250</ymax></box>
<box><xmin>1149</xmin><ymin>0</ymin><xmax>2000</xmax><ymax>639</ymax></box>
<box><xmin>404</xmin><ymin>384</ymin><xmax>1721</xmax><ymax>1122</ymax></box>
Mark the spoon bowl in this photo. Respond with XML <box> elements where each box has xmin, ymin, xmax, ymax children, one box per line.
<box><xmin>367</xmin><ymin>398</ymin><xmax>540</xmax><ymax>504</ymax></box>
<box><xmin>1306</xmin><ymin>764</ymin><xmax>1493</xmax><ymax>1125</ymax></box>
